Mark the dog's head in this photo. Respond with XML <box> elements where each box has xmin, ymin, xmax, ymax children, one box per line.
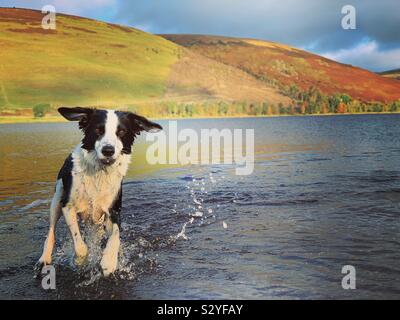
<box><xmin>59</xmin><ymin>107</ymin><xmax>162</xmax><ymax>165</ymax></box>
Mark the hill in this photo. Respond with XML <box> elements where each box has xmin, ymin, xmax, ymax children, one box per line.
<box><xmin>161</xmin><ymin>34</ymin><xmax>400</xmax><ymax>103</ymax></box>
<box><xmin>380</xmin><ymin>69</ymin><xmax>400</xmax><ymax>80</ymax></box>
<box><xmin>0</xmin><ymin>8</ymin><xmax>181</xmax><ymax>109</ymax></box>
<box><xmin>0</xmin><ymin>8</ymin><xmax>288</xmax><ymax>112</ymax></box>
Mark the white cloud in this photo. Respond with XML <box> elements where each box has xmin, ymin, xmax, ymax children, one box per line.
<box><xmin>322</xmin><ymin>40</ymin><xmax>400</xmax><ymax>72</ymax></box>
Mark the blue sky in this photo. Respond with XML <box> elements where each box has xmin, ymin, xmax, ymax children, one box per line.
<box><xmin>1</xmin><ymin>0</ymin><xmax>399</xmax><ymax>71</ymax></box>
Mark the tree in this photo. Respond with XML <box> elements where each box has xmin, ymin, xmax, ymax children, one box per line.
<box><xmin>185</xmin><ymin>104</ymin><xmax>194</xmax><ymax>117</ymax></box>
<box><xmin>328</xmin><ymin>94</ymin><xmax>341</xmax><ymax>113</ymax></box>
<box><xmin>33</xmin><ymin>104</ymin><xmax>51</xmax><ymax>118</ymax></box>
<box><xmin>390</xmin><ymin>100</ymin><xmax>400</xmax><ymax>112</ymax></box>
<box><xmin>300</xmin><ymin>103</ymin><xmax>306</xmax><ymax>114</ymax></box>
<box><xmin>217</xmin><ymin>102</ymin><xmax>229</xmax><ymax>115</ymax></box>
<box><xmin>167</xmin><ymin>102</ymin><xmax>177</xmax><ymax>115</ymax></box>
<box><xmin>340</xmin><ymin>94</ymin><xmax>352</xmax><ymax>104</ymax></box>
<box><xmin>372</xmin><ymin>103</ymin><xmax>383</xmax><ymax>113</ymax></box>
<box><xmin>278</xmin><ymin>103</ymin><xmax>286</xmax><ymax>114</ymax></box>
<box><xmin>261</xmin><ymin>102</ymin><xmax>268</xmax><ymax>115</ymax></box>
<box><xmin>288</xmin><ymin>84</ymin><xmax>299</xmax><ymax>99</ymax></box>
<box><xmin>336</xmin><ymin>102</ymin><xmax>347</xmax><ymax>113</ymax></box>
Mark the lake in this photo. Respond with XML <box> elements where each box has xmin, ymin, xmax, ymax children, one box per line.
<box><xmin>1</xmin><ymin>114</ymin><xmax>400</xmax><ymax>299</ymax></box>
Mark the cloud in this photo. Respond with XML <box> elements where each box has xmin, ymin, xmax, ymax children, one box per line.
<box><xmin>323</xmin><ymin>40</ymin><xmax>400</xmax><ymax>72</ymax></box>
<box><xmin>114</xmin><ymin>0</ymin><xmax>400</xmax><ymax>50</ymax></box>
<box><xmin>115</xmin><ymin>0</ymin><xmax>341</xmax><ymax>48</ymax></box>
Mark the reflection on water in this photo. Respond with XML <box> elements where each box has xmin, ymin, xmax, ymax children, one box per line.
<box><xmin>0</xmin><ymin>115</ymin><xmax>400</xmax><ymax>299</ymax></box>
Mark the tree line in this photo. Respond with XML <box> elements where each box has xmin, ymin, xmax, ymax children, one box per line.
<box><xmin>282</xmin><ymin>84</ymin><xmax>400</xmax><ymax>115</ymax></box>
<box><xmin>127</xmin><ymin>85</ymin><xmax>400</xmax><ymax>118</ymax></box>
<box><xmin>32</xmin><ymin>84</ymin><xmax>400</xmax><ymax>118</ymax></box>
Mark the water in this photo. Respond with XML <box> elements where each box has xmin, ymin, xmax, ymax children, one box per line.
<box><xmin>0</xmin><ymin>115</ymin><xmax>400</xmax><ymax>299</ymax></box>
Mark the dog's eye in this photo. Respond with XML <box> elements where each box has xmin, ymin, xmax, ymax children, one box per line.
<box><xmin>95</xmin><ymin>126</ymin><xmax>104</xmax><ymax>136</ymax></box>
<box><xmin>117</xmin><ymin>129</ymin><xmax>126</xmax><ymax>137</ymax></box>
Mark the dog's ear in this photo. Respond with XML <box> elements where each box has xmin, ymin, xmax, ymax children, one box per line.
<box><xmin>127</xmin><ymin>113</ymin><xmax>162</xmax><ymax>133</ymax></box>
<box><xmin>58</xmin><ymin>107</ymin><xmax>93</xmax><ymax>129</ymax></box>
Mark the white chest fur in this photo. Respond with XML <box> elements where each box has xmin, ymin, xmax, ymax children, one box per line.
<box><xmin>68</xmin><ymin>146</ymin><xmax>130</xmax><ymax>222</ymax></box>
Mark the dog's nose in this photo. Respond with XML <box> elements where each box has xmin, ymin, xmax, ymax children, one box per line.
<box><xmin>102</xmin><ymin>145</ymin><xmax>115</xmax><ymax>157</ymax></box>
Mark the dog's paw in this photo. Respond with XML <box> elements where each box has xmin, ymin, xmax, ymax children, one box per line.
<box><xmin>100</xmin><ymin>250</ymin><xmax>118</xmax><ymax>277</ymax></box>
<box><xmin>74</xmin><ymin>242</ymin><xmax>88</xmax><ymax>266</ymax></box>
<box><xmin>100</xmin><ymin>258</ymin><xmax>117</xmax><ymax>277</ymax></box>
<box><xmin>33</xmin><ymin>261</ymin><xmax>44</xmax><ymax>278</ymax></box>
<box><xmin>33</xmin><ymin>260</ymin><xmax>50</xmax><ymax>278</ymax></box>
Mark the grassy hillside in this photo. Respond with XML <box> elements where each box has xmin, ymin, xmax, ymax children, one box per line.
<box><xmin>380</xmin><ymin>69</ymin><xmax>400</xmax><ymax>80</ymax></box>
<box><xmin>0</xmin><ymin>8</ymin><xmax>180</xmax><ymax>109</ymax></box>
<box><xmin>165</xmin><ymin>48</ymin><xmax>289</xmax><ymax>105</ymax></box>
<box><xmin>162</xmin><ymin>34</ymin><xmax>400</xmax><ymax>103</ymax></box>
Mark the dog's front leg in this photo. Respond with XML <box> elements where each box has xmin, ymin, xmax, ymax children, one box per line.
<box><xmin>101</xmin><ymin>186</ymin><xmax>122</xmax><ymax>276</ymax></box>
<box><xmin>63</xmin><ymin>206</ymin><xmax>88</xmax><ymax>265</ymax></box>
<box><xmin>34</xmin><ymin>180</ymin><xmax>63</xmax><ymax>275</ymax></box>
<box><xmin>101</xmin><ymin>222</ymin><xmax>120</xmax><ymax>276</ymax></box>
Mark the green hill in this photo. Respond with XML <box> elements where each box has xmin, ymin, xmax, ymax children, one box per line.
<box><xmin>0</xmin><ymin>8</ymin><xmax>180</xmax><ymax>109</ymax></box>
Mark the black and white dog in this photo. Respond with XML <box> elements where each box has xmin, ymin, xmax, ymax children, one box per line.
<box><xmin>35</xmin><ymin>107</ymin><xmax>162</xmax><ymax>276</ymax></box>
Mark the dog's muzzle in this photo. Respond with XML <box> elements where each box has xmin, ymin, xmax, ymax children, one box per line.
<box><xmin>100</xmin><ymin>145</ymin><xmax>116</xmax><ymax>165</ymax></box>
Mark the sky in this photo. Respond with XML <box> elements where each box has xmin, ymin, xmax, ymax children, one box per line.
<box><xmin>1</xmin><ymin>0</ymin><xmax>399</xmax><ymax>71</ymax></box>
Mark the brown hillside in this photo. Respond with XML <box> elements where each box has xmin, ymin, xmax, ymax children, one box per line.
<box><xmin>165</xmin><ymin>48</ymin><xmax>290</xmax><ymax>105</ymax></box>
<box><xmin>162</xmin><ymin>34</ymin><xmax>400</xmax><ymax>103</ymax></box>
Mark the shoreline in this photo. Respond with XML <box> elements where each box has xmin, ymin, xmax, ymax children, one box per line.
<box><xmin>1</xmin><ymin>112</ymin><xmax>400</xmax><ymax>124</ymax></box>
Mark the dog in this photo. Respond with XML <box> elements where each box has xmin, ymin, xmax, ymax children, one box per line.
<box><xmin>35</xmin><ymin>107</ymin><xmax>162</xmax><ymax>276</ymax></box>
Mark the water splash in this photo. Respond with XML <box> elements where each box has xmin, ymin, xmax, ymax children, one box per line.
<box><xmin>172</xmin><ymin>169</ymin><xmax>222</xmax><ymax>242</ymax></box>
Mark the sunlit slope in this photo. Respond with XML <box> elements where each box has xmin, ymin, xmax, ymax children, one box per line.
<box><xmin>162</xmin><ymin>35</ymin><xmax>400</xmax><ymax>103</ymax></box>
<box><xmin>165</xmin><ymin>48</ymin><xmax>289</xmax><ymax>105</ymax></box>
<box><xmin>0</xmin><ymin>8</ymin><xmax>179</xmax><ymax>108</ymax></box>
